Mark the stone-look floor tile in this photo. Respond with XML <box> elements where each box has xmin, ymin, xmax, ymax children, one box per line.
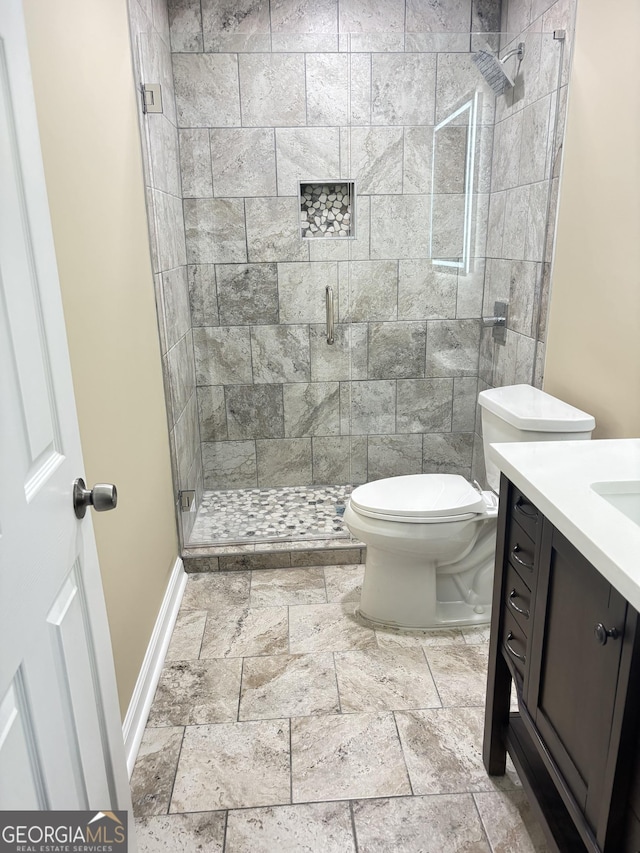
<box><xmin>395</xmin><ymin>707</ymin><xmax>519</xmax><ymax>795</ymax></box>
<box><xmin>180</xmin><ymin>572</ymin><xmax>250</xmax><ymax>611</ymax></box>
<box><xmin>353</xmin><ymin>794</ymin><xmax>491</xmax><ymax>853</ymax></box>
<box><xmin>250</xmin><ymin>568</ymin><xmax>327</xmax><ymax>607</ymax></box>
<box><xmin>425</xmin><ymin>645</ymin><xmax>489</xmax><ymax>707</ymax></box>
<box><xmin>165</xmin><ymin>611</ymin><xmax>207</xmax><ymax>661</ymax></box>
<box><xmin>474</xmin><ymin>790</ymin><xmax>551</xmax><ymax>853</ymax></box>
<box><xmin>147</xmin><ymin>659</ymin><xmax>242</xmax><ymax>726</ymax></box>
<box><xmin>375</xmin><ymin>626</ymin><xmax>465</xmax><ymax>650</ymax></box>
<box><xmin>200</xmin><ymin>606</ymin><xmax>289</xmax><ymax>658</ymax></box>
<box><xmin>324</xmin><ymin>564</ymin><xmax>364</xmax><ymax>604</ymax></box>
<box><xmin>135</xmin><ymin>812</ymin><xmax>226</xmax><ymax>853</ymax></box>
<box><xmin>289</xmin><ymin>603</ymin><xmax>377</xmax><ymax>654</ymax></box>
<box><xmin>335</xmin><ymin>647</ymin><xmax>441</xmax><ymax>713</ymax></box>
<box><xmin>462</xmin><ymin>625</ymin><xmax>492</xmax><ymax>645</ymax></box>
<box><xmin>225</xmin><ymin>802</ymin><xmax>355</xmax><ymax>853</ymax></box>
<box><xmin>291</xmin><ymin>712</ymin><xmax>411</xmax><ymax>803</ymax></box>
<box><xmin>170</xmin><ymin>720</ymin><xmax>291</xmax><ymax>812</ymax></box>
<box><xmin>131</xmin><ymin>727</ymin><xmax>184</xmax><ymax>818</ymax></box>
<box><xmin>239</xmin><ymin>653</ymin><xmax>340</xmax><ymax>721</ymax></box>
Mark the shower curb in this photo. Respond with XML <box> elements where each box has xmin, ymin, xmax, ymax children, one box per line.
<box><xmin>182</xmin><ymin>542</ymin><xmax>365</xmax><ymax>573</ymax></box>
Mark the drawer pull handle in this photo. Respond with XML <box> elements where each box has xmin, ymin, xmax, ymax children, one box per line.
<box><xmin>511</xmin><ymin>544</ymin><xmax>534</xmax><ymax>572</ymax></box>
<box><xmin>594</xmin><ymin>623</ymin><xmax>619</xmax><ymax>646</ymax></box>
<box><xmin>505</xmin><ymin>631</ymin><xmax>526</xmax><ymax>663</ymax></box>
<box><xmin>514</xmin><ymin>499</ymin><xmax>537</xmax><ymax>520</ymax></box>
<box><xmin>508</xmin><ymin>589</ymin><xmax>530</xmax><ymax>619</ymax></box>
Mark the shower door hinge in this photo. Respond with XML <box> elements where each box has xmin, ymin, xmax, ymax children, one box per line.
<box><xmin>142</xmin><ymin>83</ymin><xmax>163</xmax><ymax>114</ymax></box>
<box><xmin>553</xmin><ymin>30</ymin><xmax>566</xmax><ymax>40</ymax></box>
<box><xmin>179</xmin><ymin>490</ymin><xmax>195</xmax><ymax>512</ymax></box>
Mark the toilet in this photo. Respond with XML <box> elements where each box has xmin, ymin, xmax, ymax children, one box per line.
<box><xmin>344</xmin><ymin>384</ymin><xmax>595</xmax><ymax>630</ymax></box>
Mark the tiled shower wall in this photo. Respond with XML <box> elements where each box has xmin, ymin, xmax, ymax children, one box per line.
<box><xmin>167</xmin><ymin>0</ymin><xmax>503</xmax><ymax>493</ymax></box>
<box><xmin>129</xmin><ymin>0</ymin><xmax>203</xmax><ymax>544</ymax></box>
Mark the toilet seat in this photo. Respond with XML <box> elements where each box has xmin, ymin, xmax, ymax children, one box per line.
<box><xmin>349</xmin><ymin>474</ymin><xmax>489</xmax><ymax>524</ymax></box>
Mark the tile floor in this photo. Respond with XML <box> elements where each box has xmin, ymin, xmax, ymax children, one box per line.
<box><xmin>131</xmin><ymin>565</ymin><xmax>550</xmax><ymax>852</ymax></box>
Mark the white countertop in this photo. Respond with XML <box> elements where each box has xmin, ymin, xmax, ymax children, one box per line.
<box><xmin>490</xmin><ymin>439</ymin><xmax>640</xmax><ymax>612</ymax></box>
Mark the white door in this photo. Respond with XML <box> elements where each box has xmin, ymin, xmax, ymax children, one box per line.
<box><xmin>0</xmin><ymin>1</ymin><xmax>133</xmax><ymax>817</ymax></box>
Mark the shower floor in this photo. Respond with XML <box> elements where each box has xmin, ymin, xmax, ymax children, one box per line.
<box><xmin>188</xmin><ymin>484</ymin><xmax>355</xmax><ymax>546</ymax></box>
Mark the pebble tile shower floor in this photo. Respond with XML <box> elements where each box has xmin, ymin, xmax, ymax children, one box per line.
<box><xmin>131</xmin><ymin>566</ymin><xmax>550</xmax><ymax>852</ymax></box>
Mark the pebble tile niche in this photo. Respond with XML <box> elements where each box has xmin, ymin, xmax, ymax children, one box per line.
<box><xmin>300</xmin><ymin>182</ymin><xmax>354</xmax><ymax>239</ymax></box>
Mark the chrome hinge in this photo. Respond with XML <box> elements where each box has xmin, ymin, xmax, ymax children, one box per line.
<box><xmin>179</xmin><ymin>490</ymin><xmax>195</xmax><ymax>512</ymax></box>
<box><xmin>142</xmin><ymin>83</ymin><xmax>163</xmax><ymax>114</ymax></box>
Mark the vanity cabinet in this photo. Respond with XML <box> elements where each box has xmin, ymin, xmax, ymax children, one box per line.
<box><xmin>484</xmin><ymin>475</ymin><xmax>640</xmax><ymax>853</ymax></box>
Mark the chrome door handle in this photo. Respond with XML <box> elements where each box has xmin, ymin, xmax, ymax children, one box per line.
<box><xmin>73</xmin><ymin>478</ymin><xmax>118</xmax><ymax>518</ymax></box>
<box><xmin>511</xmin><ymin>544</ymin><xmax>534</xmax><ymax>572</ymax></box>
<box><xmin>325</xmin><ymin>285</ymin><xmax>334</xmax><ymax>344</ymax></box>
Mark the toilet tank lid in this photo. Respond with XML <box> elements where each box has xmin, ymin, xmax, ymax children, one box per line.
<box><xmin>478</xmin><ymin>384</ymin><xmax>596</xmax><ymax>432</ymax></box>
<box><xmin>350</xmin><ymin>474</ymin><xmax>487</xmax><ymax>519</ymax></box>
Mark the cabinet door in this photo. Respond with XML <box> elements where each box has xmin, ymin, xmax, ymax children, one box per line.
<box><xmin>528</xmin><ymin>521</ymin><xmax>627</xmax><ymax>832</ymax></box>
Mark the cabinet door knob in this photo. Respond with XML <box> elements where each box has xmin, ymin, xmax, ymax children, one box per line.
<box><xmin>594</xmin><ymin>623</ymin><xmax>619</xmax><ymax>646</ymax></box>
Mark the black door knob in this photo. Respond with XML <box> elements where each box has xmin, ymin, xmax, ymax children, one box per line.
<box><xmin>594</xmin><ymin>623</ymin><xmax>619</xmax><ymax>646</ymax></box>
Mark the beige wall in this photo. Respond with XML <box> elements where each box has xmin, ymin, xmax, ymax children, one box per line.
<box><xmin>544</xmin><ymin>0</ymin><xmax>640</xmax><ymax>437</ymax></box>
<box><xmin>23</xmin><ymin>0</ymin><xmax>179</xmax><ymax>718</ymax></box>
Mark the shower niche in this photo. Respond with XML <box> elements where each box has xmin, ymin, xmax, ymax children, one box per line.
<box><xmin>299</xmin><ymin>181</ymin><xmax>355</xmax><ymax>239</ymax></box>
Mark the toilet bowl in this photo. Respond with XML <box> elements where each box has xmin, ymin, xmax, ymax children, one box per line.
<box><xmin>344</xmin><ymin>384</ymin><xmax>596</xmax><ymax>630</ymax></box>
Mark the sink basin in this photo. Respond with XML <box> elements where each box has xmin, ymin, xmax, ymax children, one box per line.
<box><xmin>591</xmin><ymin>481</ymin><xmax>640</xmax><ymax>526</ymax></box>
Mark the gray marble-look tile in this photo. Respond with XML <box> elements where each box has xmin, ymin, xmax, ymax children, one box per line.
<box><xmin>148</xmin><ymin>659</ymin><xmax>242</xmax><ymax>726</ymax></box>
<box><xmin>474</xmin><ymin>790</ymin><xmax>552</xmax><ymax>853</ymax></box>
<box><xmin>226</xmin><ymin>384</ymin><xmax>285</xmax><ymax>440</ymax></box>
<box><xmin>519</xmin><ymin>95</ymin><xmax>552</xmax><ymax>185</ymax></box>
<box><xmin>452</xmin><ymin>377</ymin><xmax>479</xmax><ymax>433</ymax></box>
<box><xmin>193</xmin><ymin>326</ymin><xmax>252</xmax><ymax>385</ymax></box>
<box><xmin>173</xmin><ymin>53</ymin><xmax>240</xmax><ymax>128</ymax></box>
<box><xmin>178</xmin><ymin>129</ymin><xmax>212</xmax><ymax>198</ymax></box>
<box><xmin>246</xmin><ymin>197</ymin><xmax>309</xmax><ymax>263</ymax></box>
<box><xmin>146</xmin><ymin>115</ymin><xmax>181</xmax><ymax>197</ymax></box>
<box><xmin>210</xmin><ymin>128</ymin><xmax>277</xmax><ymax>197</ymax></box>
<box><xmin>324</xmin><ymin>564</ymin><xmax>364</xmax><ymax>603</ymax></box>
<box><xmin>396</xmin><ymin>707</ymin><xmax>519</xmax><ymax>795</ymax></box>
<box><xmin>396</xmin><ymin>378</ymin><xmax>453</xmax><ymax>433</ymax></box>
<box><xmin>256</xmin><ymin>438</ymin><xmax>313</xmax><ymax>487</ymax></box>
<box><xmin>174</xmin><ymin>392</ymin><xmax>200</xmax><ymax>489</ymax></box>
<box><xmin>486</xmin><ymin>190</ymin><xmax>506</xmax><ymax>259</ymax></box>
<box><xmin>198</xmin><ymin>385</ymin><xmax>227</xmax><ymax>441</ymax></box>
<box><xmin>375</xmin><ymin>627</ymin><xmax>465</xmax><ymax>650</ymax></box>
<box><xmin>426</xmin><ymin>320</ymin><xmax>481</xmax><ymax>377</ymax></box>
<box><xmin>181</xmin><ymin>571</ymin><xmax>250</xmax><ymax>611</ymax></box>
<box><xmin>306</xmin><ymin>53</ymin><xmax>348</xmax><ymax>126</ymax></box>
<box><xmin>338</xmin><ymin>260</ymin><xmax>398</xmax><ymax>322</ymax></box>
<box><xmin>310</xmin><ymin>323</ymin><xmax>367</xmax><ymax>382</ymax></box>
<box><xmin>167</xmin><ymin>333</ymin><xmax>196</xmax><ymax>421</ymax></box>
<box><xmin>423</xmin><ymin>432</ymin><xmax>474</xmax><ymax>477</ymax></box>
<box><xmin>368</xmin><ymin>322</ymin><xmax>426</xmax><ymax>380</ymax></box>
<box><xmin>167</xmin><ymin>0</ymin><xmax>204</xmax><ymax>52</ymax></box>
<box><xmin>312</xmin><ymin>435</ymin><xmax>368</xmax><ymax>485</ymax></box>
<box><xmin>354</xmin><ymin>793</ymin><xmax>491</xmax><ymax>852</ymax></box>
<box><xmin>162</xmin><ymin>266</ymin><xmax>191</xmax><ymax>351</ymax></box>
<box><xmin>367</xmin><ymin>434</ymin><xmax>423</xmax><ymax>481</ymax></box>
<box><xmin>343</xmin><ymin>380</ymin><xmax>396</xmax><ymax>436</ymax></box>
<box><xmin>251</xmin><ymin>325</ymin><xmax>311</xmax><ymax>384</ymax></box>
<box><xmin>170</xmin><ymin>719</ymin><xmax>291</xmax><ymax>811</ymax></box>
<box><xmin>139</xmin><ymin>29</ymin><xmax>177</xmax><ymax>126</ymax></box>
<box><xmin>275</xmin><ymin>127</ymin><xmax>340</xmax><ymax>196</ymax></box>
<box><xmin>289</xmin><ymin>603</ymin><xmax>376</xmax><ymax>653</ymax></box>
<box><xmin>435</xmin><ymin>52</ymin><xmax>495</xmax><ymax>127</ymax></box>
<box><xmin>184</xmin><ymin>198</ymin><xmax>247</xmax><ymax>265</ymax></box>
<box><xmin>200</xmin><ymin>605</ymin><xmax>289</xmax><ymax>658</ymax></box>
<box><xmin>370</xmin><ymin>195</ymin><xmax>431</xmax><ymax>260</ymax></box>
<box><xmin>398</xmin><ymin>261</ymin><xmax>457</xmax><ymax>321</ymax></box>
<box><xmin>291</xmin><ymin>711</ymin><xmax>411</xmax><ymax>802</ymax></box>
<box><xmin>491</xmin><ymin>112</ymin><xmax>523</xmax><ymax>193</ymax></box>
<box><xmin>239</xmin><ymin>652</ymin><xmax>339</xmax><ymax>721</ymax></box>
<box><xmin>216</xmin><ymin>263</ymin><xmax>278</xmax><ymax>326</ymax></box>
<box><xmin>348</xmin><ymin>127</ymin><xmax>403</xmax><ymax>195</ymax></box>
<box><xmin>278</xmin><ymin>262</ymin><xmax>337</xmax><ymax>324</ymax></box>
<box><xmin>270</xmin><ymin>0</ymin><xmax>338</xmax><ymax>33</ymax></box>
<box><xmin>151</xmin><ymin>189</ymin><xmax>187</xmax><ymax>273</ymax></box>
<box><xmin>201</xmin><ymin>0</ymin><xmax>271</xmax><ymax>52</ymax></box>
<box><xmin>425</xmin><ymin>644</ymin><xmax>489</xmax><ymax>707</ymax></box>
<box><xmin>406</xmin><ymin>0</ymin><xmax>473</xmax><ymax>31</ymax></box>
<box><xmin>239</xmin><ymin>54</ymin><xmax>306</xmax><ymax>127</ymax></box>
<box><xmin>188</xmin><ymin>264</ymin><xmax>218</xmax><ymax>327</ymax></box>
<box><xmin>225</xmin><ymin>802</ymin><xmax>355</xmax><ymax>853</ymax></box>
<box><xmin>524</xmin><ymin>181</ymin><xmax>549</xmax><ymax>262</ymax></box>
<box><xmin>537</xmin><ymin>262</ymin><xmax>551</xmax><ymax>343</ymax></box>
<box><xmin>335</xmin><ymin>647</ymin><xmax>441</xmax><ymax>713</ymax></box>
<box><xmin>432</xmin><ymin>125</ymin><xmax>467</xmax><ymax>194</ymax></box>
<box><xmin>372</xmin><ymin>54</ymin><xmax>436</xmax><ymax>126</ymax></box>
<box><xmin>403</xmin><ymin>127</ymin><xmax>433</xmax><ymax>195</ymax></box>
<box><xmin>165</xmin><ymin>610</ymin><xmax>208</xmax><ymax>661</ymax></box>
<box><xmin>131</xmin><ymin>726</ymin><xmax>184</xmax><ymax>817</ymax></box>
<box><xmin>203</xmin><ymin>440</ymin><xmax>258</xmax><ymax>489</ymax></box>
<box><xmin>502</xmin><ymin>185</ymin><xmax>528</xmax><ymax>261</ymax></box>
<box><xmin>462</xmin><ymin>625</ymin><xmax>491</xmax><ymax>645</ymax></box>
<box><xmin>509</xmin><ymin>261</ymin><xmax>538</xmax><ymax>336</ymax></box>
<box><xmin>250</xmin><ymin>567</ymin><xmax>327</xmax><ymax>607</ymax></box>
<box><xmin>338</xmin><ymin>0</ymin><xmax>404</xmax><ymax>32</ymax></box>
<box><xmin>514</xmin><ymin>332</ymin><xmax>536</xmax><ymax>385</ymax></box>
<box><xmin>283</xmin><ymin>382</ymin><xmax>340</xmax><ymax>437</ymax></box>
<box><xmin>456</xmin><ymin>261</ymin><xmax>486</xmax><ymax>320</ymax></box>
<box><xmin>135</xmin><ymin>811</ymin><xmax>225</xmax><ymax>853</ymax></box>
<box><xmin>431</xmin><ymin>193</ymin><xmax>466</xmax><ymax>260</ymax></box>
<box><xmin>472</xmin><ymin>0</ymin><xmax>501</xmax><ymax>32</ymax></box>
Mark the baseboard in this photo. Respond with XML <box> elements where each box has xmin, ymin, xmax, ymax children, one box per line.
<box><xmin>122</xmin><ymin>556</ymin><xmax>187</xmax><ymax>777</ymax></box>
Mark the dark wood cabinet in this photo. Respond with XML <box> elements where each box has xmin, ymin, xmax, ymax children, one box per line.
<box><xmin>484</xmin><ymin>474</ymin><xmax>640</xmax><ymax>853</ymax></box>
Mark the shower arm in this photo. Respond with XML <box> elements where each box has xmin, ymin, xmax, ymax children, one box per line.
<box><xmin>500</xmin><ymin>43</ymin><xmax>525</xmax><ymax>65</ymax></box>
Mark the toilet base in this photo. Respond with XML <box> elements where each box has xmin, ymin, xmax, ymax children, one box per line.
<box><xmin>357</xmin><ymin>601</ymin><xmax>491</xmax><ymax>632</ymax></box>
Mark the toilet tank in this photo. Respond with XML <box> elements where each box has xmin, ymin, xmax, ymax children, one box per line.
<box><xmin>478</xmin><ymin>384</ymin><xmax>596</xmax><ymax>492</ymax></box>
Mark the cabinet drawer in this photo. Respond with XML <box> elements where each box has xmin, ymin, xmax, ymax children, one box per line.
<box><xmin>502</xmin><ymin>607</ymin><xmax>527</xmax><ymax>680</ymax></box>
<box><xmin>507</xmin><ymin>519</ymin><xmax>536</xmax><ymax>586</ymax></box>
<box><xmin>510</xmin><ymin>485</ymin><xmax>540</xmax><ymax>540</ymax></box>
<box><xmin>505</xmin><ymin>563</ymin><xmax>532</xmax><ymax>636</ymax></box>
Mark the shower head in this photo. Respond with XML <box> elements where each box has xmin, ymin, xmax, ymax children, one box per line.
<box><xmin>472</xmin><ymin>42</ymin><xmax>525</xmax><ymax>96</ymax></box>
